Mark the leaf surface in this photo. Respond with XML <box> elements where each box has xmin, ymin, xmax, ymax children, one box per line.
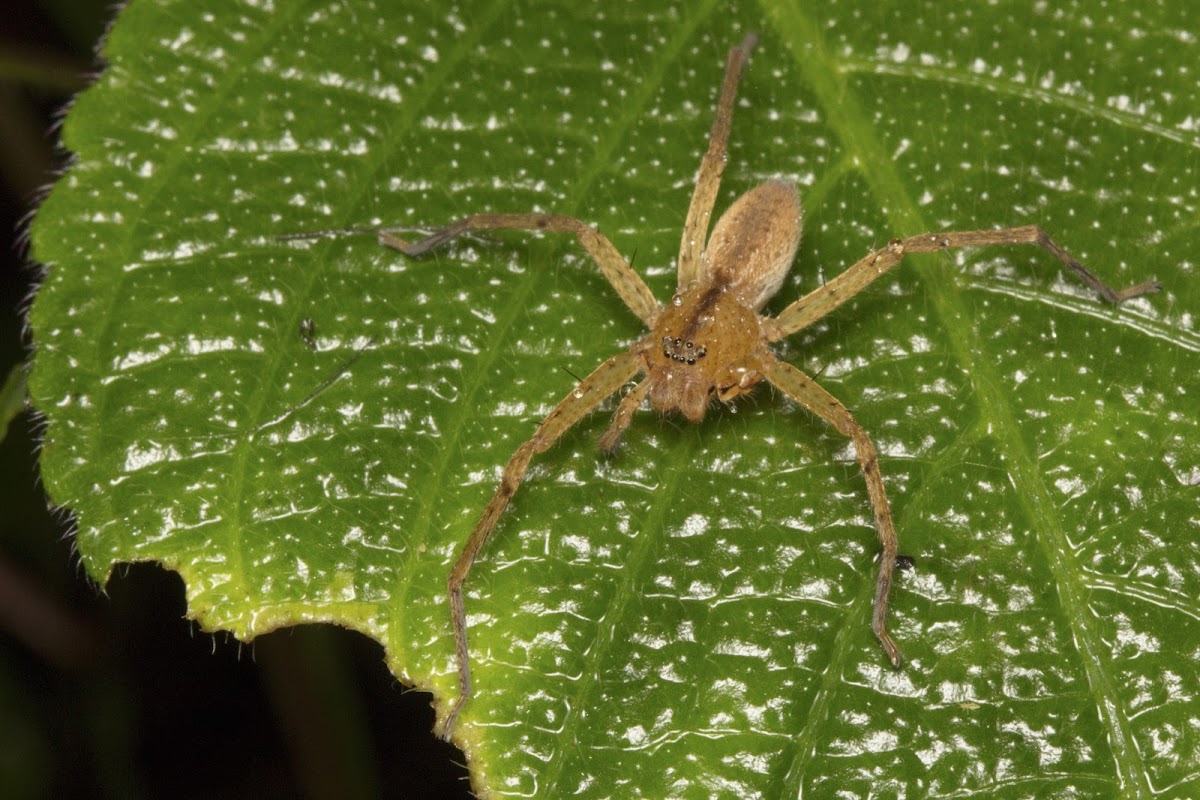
<box><xmin>28</xmin><ymin>0</ymin><xmax>1200</xmax><ymax>796</ymax></box>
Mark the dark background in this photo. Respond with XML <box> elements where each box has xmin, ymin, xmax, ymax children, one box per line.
<box><xmin>1</xmin><ymin>2</ymin><xmax>470</xmax><ymax>797</ymax></box>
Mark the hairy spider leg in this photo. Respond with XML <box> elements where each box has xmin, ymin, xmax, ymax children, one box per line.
<box><xmin>441</xmin><ymin>352</ymin><xmax>641</xmax><ymax>738</ymax></box>
<box><xmin>767</xmin><ymin>227</ymin><xmax>1161</xmax><ymax>341</ymax></box>
<box><xmin>378</xmin><ymin>214</ymin><xmax>659</xmax><ymax>326</ymax></box>
<box><xmin>759</xmin><ymin>354</ymin><xmax>902</xmax><ymax>666</ymax></box>
<box><xmin>676</xmin><ymin>32</ymin><xmax>758</xmax><ymax>290</ymax></box>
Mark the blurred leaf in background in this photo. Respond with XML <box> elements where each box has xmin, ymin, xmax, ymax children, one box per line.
<box><xmin>19</xmin><ymin>0</ymin><xmax>1200</xmax><ymax>797</ymax></box>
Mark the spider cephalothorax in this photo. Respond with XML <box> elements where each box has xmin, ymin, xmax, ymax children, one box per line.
<box><xmin>638</xmin><ymin>178</ymin><xmax>801</xmax><ymax>423</ymax></box>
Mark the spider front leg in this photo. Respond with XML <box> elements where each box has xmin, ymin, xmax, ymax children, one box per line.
<box><xmin>767</xmin><ymin>225</ymin><xmax>1161</xmax><ymax>340</ymax></box>
<box><xmin>759</xmin><ymin>354</ymin><xmax>903</xmax><ymax>667</ymax></box>
<box><xmin>442</xmin><ymin>351</ymin><xmax>642</xmax><ymax>739</ymax></box>
<box><xmin>898</xmin><ymin>226</ymin><xmax>1163</xmax><ymax>302</ymax></box>
<box><xmin>378</xmin><ymin>213</ymin><xmax>659</xmax><ymax>326</ymax></box>
<box><xmin>676</xmin><ymin>32</ymin><xmax>757</xmax><ymax>290</ymax></box>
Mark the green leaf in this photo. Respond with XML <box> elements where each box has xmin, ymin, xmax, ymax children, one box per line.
<box><xmin>0</xmin><ymin>364</ymin><xmax>25</xmax><ymax>443</ymax></box>
<box><xmin>28</xmin><ymin>0</ymin><xmax>1200</xmax><ymax>796</ymax></box>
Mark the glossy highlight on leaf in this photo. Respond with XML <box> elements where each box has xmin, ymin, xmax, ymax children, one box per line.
<box><xmin>26</xmin><ymin>0</ymin><xmax>1200</xmax><ymax>796</ymax></box>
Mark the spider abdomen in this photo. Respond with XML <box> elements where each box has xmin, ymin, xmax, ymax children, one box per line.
<box><xmin>701</xmin><ymin>179</ymin><xmax>803</xmax><ymax>311</ymax></box>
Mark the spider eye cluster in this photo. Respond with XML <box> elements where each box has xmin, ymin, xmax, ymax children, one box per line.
<box><xmin>662</xmin><ymin>335</ymin><xmax>708</xmax><ymax>365</ymax></box>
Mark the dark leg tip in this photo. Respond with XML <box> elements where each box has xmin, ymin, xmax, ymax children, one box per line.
<box><xmin>438</xmin><ymin>699</ymin><xmax>465</xmax><ymax>741</ymax></box>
